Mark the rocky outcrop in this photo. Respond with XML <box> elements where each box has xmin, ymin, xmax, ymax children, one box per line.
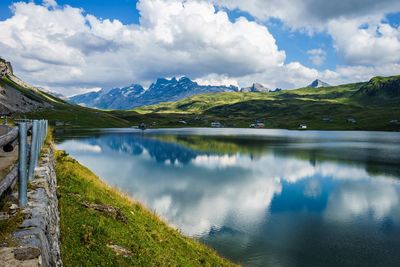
<box><xmin>0</xmin><ymin>59</ymin><xmax>51</xmax><ymax>114</ymax></box>
<box><xmin>0</xmin><ymin>81</ymin><xmax>48</xmax><ymax>114</ymax></box>
<box><xmin>307</xmin><ymin>79</ymin><xmax>330</xmax><ymax>88</ymax></box>
<box><xmin>0</xmin><ymin>147</ymin><xmax>62</xmax><ymax>267</ymax></box>
<box><xmin>241</xmin><ymin>83</ymin><xmax>269</xmax><ymax>92</ymax></box>
<box><xmin>0</xmin><ymin>58</ymin><xmax>13</xmax><ymax>77</ymax></box>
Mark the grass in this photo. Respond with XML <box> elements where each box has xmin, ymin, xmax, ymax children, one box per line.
<box><xmin>3</xmin><ymin>72</ymin><xmax>400</xmax><ymax>131</ymax></box>
<box><xmin>55</xmin><ymin>149</ymin><xmax>236</xmax><ymax>267</ymax></box>
<box><xmin>28</xmin><ymin>107</ymin><xmax>130</xmax><ymax>128</ymax></box>
<box><xmin>131</xmin><ymin>83</ymin><xmax>364</xmax><ymax>115</ymax></box>
<box><xmin>1</xmin><ymin>76</ymin><xmax>49</xmax><ymax>104</ymax></box>
<box><xmin>0</xmin><ymin>207</ymin><xmax>24</xmax><ymax>247</ymax></box>
<box><xmin>123</xmin><ymin>81</ymin><xmax>400</xmax><ymax>131</ymax></box>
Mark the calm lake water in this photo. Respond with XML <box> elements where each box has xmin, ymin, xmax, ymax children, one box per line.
<box><xmin>56</xmin><ymin>128</ymin><xmax>400</xmax><ymax>267</ymax></box>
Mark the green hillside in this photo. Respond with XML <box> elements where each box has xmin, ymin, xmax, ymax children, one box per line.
<box><xmin>355</xmin><ymin>75</ymin><xmax>400</xmax><ymax>101</ymax></box>
<box><xmin>127</xmin><ymin>76</ymin><xmax>400</xmax><ymax>131</ymax></box>
<box><xmin>2</xmin><ymin>71</ymin><xmax>400</xmax><ymax>131</ymax></box>
<box><xmin>1</xmin><ymin>75</ymin><xmax>130</xmax><ymax>128</ymax></box>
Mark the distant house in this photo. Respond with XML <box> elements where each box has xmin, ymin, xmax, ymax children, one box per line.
<box><xmin>55</xmin><ymin>121</ymin><xmax>65</xmax><ymax>127</ymax></box>
<box><xmin>389</xmin><ymin>119</ymin><xmax>400</xmax><ymax>125</ymax></box>
<box><xmin>347</xmin><ymin>118</ymin><xmax>357</xmax><ymax>123</ymax></box>
<box><xmin>255</xmin><ymin>122</ymin><xmax>265</xmax><ymax>128</ymax></box>
<box><xmin>299</xmin><ymin>124</ymin><xmax>307</xmax><ymax>129</ymax></box>
<box><xmin>211</xmin><ymin>121</ymin><xmax>222</xmax><ymax>128</ymax></box>
<box><xmin>139</xmin><ymin>122</ymin><xmax>146</xmax><ymax>130</ymax></box>
<box><xmin>178</xmin><ymin>120</ymin><xmax>187</xmax><ymax>124</ymax></box>
<box><xmin>322</xmin><ymin>117</ymin><xmax>331</xmax><ymax>123</ymax></box>
<box><xmin>250</xmin><ymin>122</ymin><xmax>265</xmax><ymax>128</ymax></box>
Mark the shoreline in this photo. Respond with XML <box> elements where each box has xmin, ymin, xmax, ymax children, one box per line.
<box><xmin>54</xmin><ymin>147</ymin><xmax>236</xmax><ymax>266</ymax></box>
<box><xmin>0</xmin><ymin>133</ymin><xmax>236</xmax><ymax>266</ymax></box>
<box><xmin>55</xmin><ymin>125</ymin><xmax>400</xmax><ymax>133</ymax></box>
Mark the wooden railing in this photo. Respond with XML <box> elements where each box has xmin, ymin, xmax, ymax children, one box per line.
<box><xmin>0</xmin><ymin>120</ymin><xmax>48</xmax><ymax>206</ymax></box>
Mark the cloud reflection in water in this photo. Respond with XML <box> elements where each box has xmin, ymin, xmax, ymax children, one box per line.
<box><xmin>57</xmin><ymin>130</ymin><xmax>400</xmax><ymax>266</ymax></box>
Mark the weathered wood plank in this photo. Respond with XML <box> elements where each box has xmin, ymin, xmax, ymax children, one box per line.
<box><xmin>0</xmin><ymin>164</ymin><xmax>18</xmax><ymax>198</ymax></box>
<box><xmin>0</xmin><ymin>127</ymin><xmax>18</xmax><ymax>148</ymax></box>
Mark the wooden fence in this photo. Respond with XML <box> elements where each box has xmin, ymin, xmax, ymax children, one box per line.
<box><xmin>0</xmin><ymin>120</ymin><xmax>48</xmax><ymax>206</ymax></box>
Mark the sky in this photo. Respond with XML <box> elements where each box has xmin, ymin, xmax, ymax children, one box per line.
<box><xmin>0</xmin><ymin>0</ymin><xmax>399</xmax><ymax>96</ymax></box>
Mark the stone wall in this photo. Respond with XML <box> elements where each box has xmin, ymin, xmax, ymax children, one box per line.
<box><xmin>0</xmin><ymin>147</ymin><xmax>62</xmax><ymax>267</ymax></box>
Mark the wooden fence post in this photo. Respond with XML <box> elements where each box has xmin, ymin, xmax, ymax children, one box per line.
<box><xmin>28</xmin><ymin>120</ymin><xmax>39</xmax><ymax>180</ymax></box>
<box><xmin>18</xmin><ymin>122</ymin><xmax>28</xmax><ymax>207</ymax></box>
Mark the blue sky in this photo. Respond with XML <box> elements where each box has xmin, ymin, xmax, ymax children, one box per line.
<box><xmin>0</xmin><ymin>0</ymin><xmax>141</xmax><ymax>24</ymax></box>
<box><xmin>0</xmin><ymin>0</ymin><xmax>399</xmax><ymax>94</ymax></box>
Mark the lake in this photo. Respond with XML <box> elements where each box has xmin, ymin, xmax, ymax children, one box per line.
<box><xmin>56</xmin><ymin>128</ymin><xmax>400</xmax><ymax>267</ymax></box>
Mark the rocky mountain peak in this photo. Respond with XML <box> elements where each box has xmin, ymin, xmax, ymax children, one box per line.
<box><xmin>179</xmin><ymin>76</ymin><xmax>191</xmax><ymax>82</ymax></box>
<box><xmin>241</xmin><ymin>83</ymin><xmax>269</xmax><ymax>92</ymax></box>
<box><xmin>154</xmin><ymin>78</ymin><xmax>171</xmax><ymax>86</ymax></box>
<box><xmin>178</xmin><ymin>76</ymin><xmax>197</xmax><ymax>85</ymax></box>
<box><xmin>308</xmin><ymin>79</ymin><xmax>330</xmax><ymax>88</ymax></box>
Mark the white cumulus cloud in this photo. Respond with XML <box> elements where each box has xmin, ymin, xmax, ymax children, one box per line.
<box><xmin>1</xmin><ymin>0</ymin><xmax>399</xmax><ymax>96</ymax></box>
<box><xmin>328</xmin><ymin>19</ymin><xmax>400</xmax><ymax>65</ymax></box>
<box><xmin>0</xmin><ymin>0</ymin><xmax>316</xmax><ymax>95</ymax></box>
<box><xmin>307</xmin><ymin>48</ymin><xmax>326</xmax><ymax>66</ymax></box>
<box><xmin>214</xmin><ymin>0</ymin><xmax>400</xmax><ymax>31</ymax></box>
<box><xmin>213</xmin><ymin>0</ymin><xmax>400</xmax><ymax>85</ymax></box>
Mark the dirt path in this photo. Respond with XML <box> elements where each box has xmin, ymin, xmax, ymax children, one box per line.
<box><xmin>0</xmin><ymin>125</ymin><xmax>18</xmax><ymax>181</ymax></box>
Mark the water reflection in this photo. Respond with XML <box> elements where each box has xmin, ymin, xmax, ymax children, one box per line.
<box><xmin>56</xmin><ymin>129</ymin><xmax>400</xmax><ymax>267</ymax></box>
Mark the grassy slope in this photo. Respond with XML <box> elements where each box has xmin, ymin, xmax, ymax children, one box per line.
<box><xmin>1</xmin><ymin>76</ymin><xmax>130</xmax><ymax>128</ymax></box>
<box><xmin>55</xmin><ymin>150</ymin><xmax>236</xmax><ymax>267</ymax></box>
<box><xmin>126</xmin><ymin>80</ymin><xmax>400</xmax><ymax>131</ymax></box>
<box><xmin>132</xmin><ymin>82</ymin><xmax>363</xmax><ymax>114</ymax></box>
<box><xmin>3</xmin><ymin>71</ymin><xmax>400</xmax><ymax>130</ymax></box>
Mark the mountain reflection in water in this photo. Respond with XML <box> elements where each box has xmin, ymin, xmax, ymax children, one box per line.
<box><xmin>56</xmin><ymin>128</ymin><xmax>400</xmax><ymax>267</ymax></box>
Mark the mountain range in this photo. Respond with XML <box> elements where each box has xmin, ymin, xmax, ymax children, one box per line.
<box><xmin>70</xmin><ymin>77</ymin><xmax>307</xmax><ymax>110</ymax></box>
<box><xmin>70</xmin><ymin>84</ymin><xmax>145</xmax><ymax>110</ymax></box>
<box><xmin>70</xmin><ymin>77</ymin><xmax>239</xmax><ymax>110</ymax></box>
<box><xmin>70</xmin><ymin>76</ymin><xmax>336</xmax><ymax>110</ymax></box>
<box><xmin>1</xmin><ymin>57</ymin><xmax>399</xmax><ymax>131</ymax></box>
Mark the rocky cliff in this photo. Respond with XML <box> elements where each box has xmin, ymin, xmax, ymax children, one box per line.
<box><xmin>0</xmin><ymin>59</ymin><xmax>52</xmax><ymax>114</ymax></box>
<box><xmin>241</xmin><ymin>83</ymin><xmax>269</xmax><ymax>92</ymax></box>
<box><xmin>0</xmin><ymin>58</ymin><xmax>13</xmax><ymax>77</ymax></box>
